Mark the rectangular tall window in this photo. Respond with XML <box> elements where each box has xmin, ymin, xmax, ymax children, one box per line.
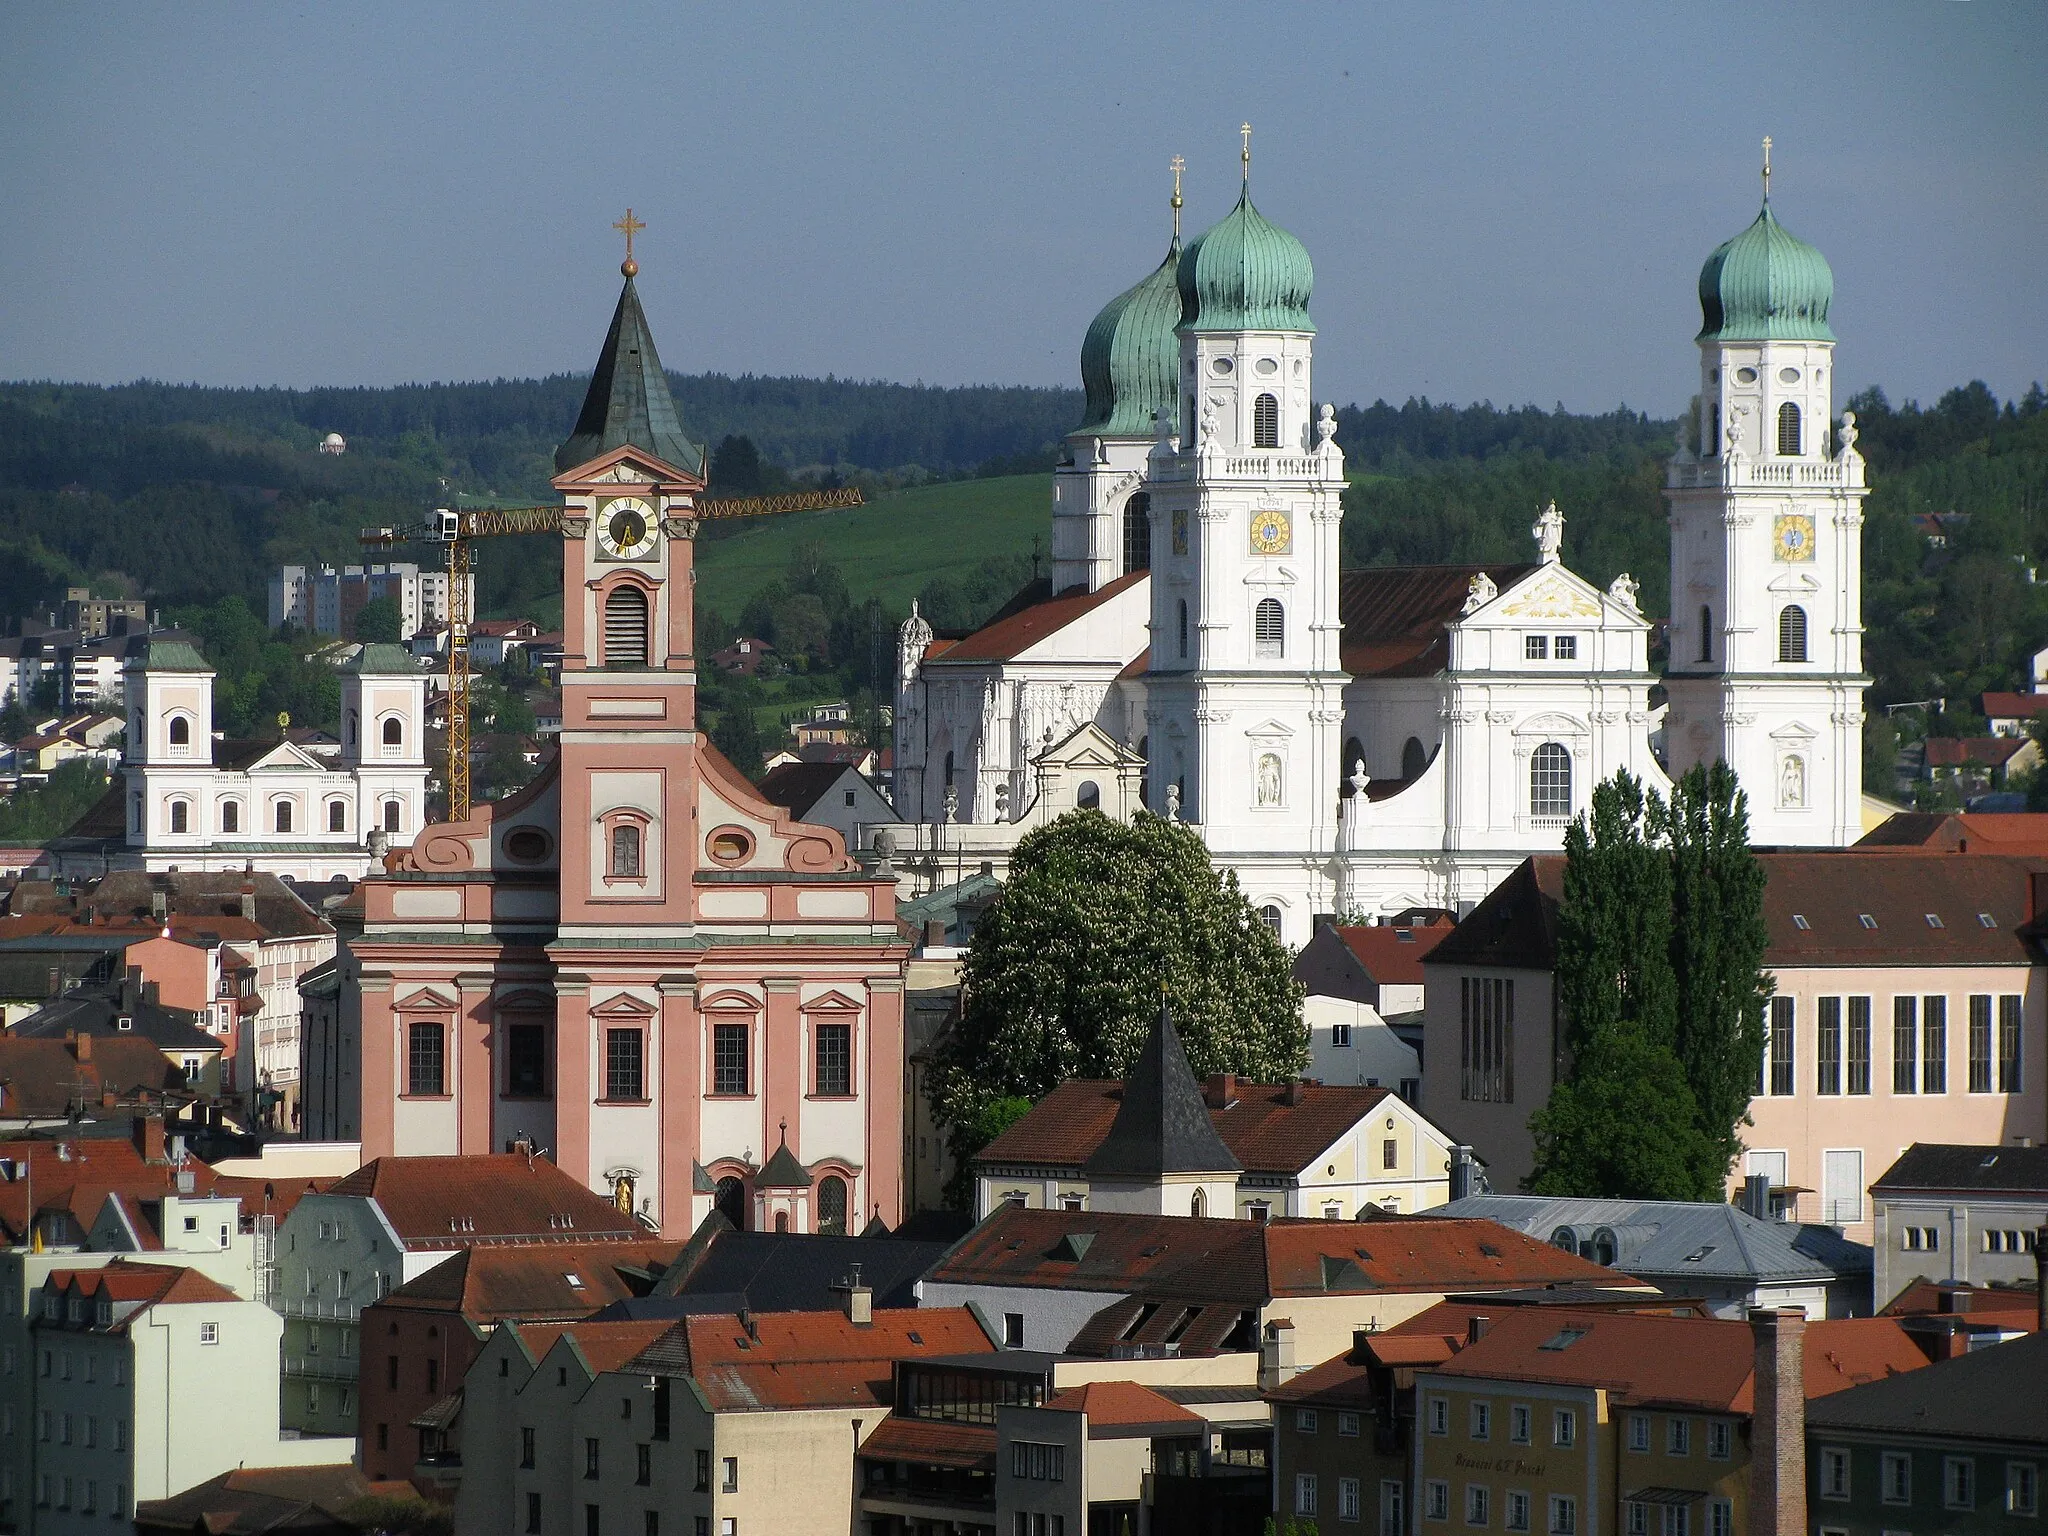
<box><xmin>1816</xmin><ymin>997</ymin><xmax>1842</xmax><ymax>1095</ymax></box>
<box><xmin>407</xmin><ymin>1021</ymin><xmax>445</xmax><ymax>1097</ymax></box>
<box><xmin>1969</xmin><ymin>995</ymin><xmax>1994</xmax><ymax>1092</ymax></box>
<box><xmin>1892</xmin><ymin>997</ymin><xmax>1917</xmax><ymax>1094</ymax></box>
<box><xmin>1823</xmin><ymin>1148</ymin><xmax>1864</xmax><ymax>1226</ymax></box>
<box><xmin>1460</xmin><ymin>976</ymin><xmax>1516</xmax><ymax>1104</ymax></box>
<box><xmin>1552</xmin><ymin>1496</ymin><xmax>1577</xmax><ymax>1535</ymax></box>
<box><xmin>1924</xmin><ymin>996</ymin><xmax>1948</xmax><ymax>1093</ymax></box>
<box><xmin>606</xmin><ymin>1028</ymin><xmax>644</xmax><ymax>1101</ymax></box>
<box><xmin>815</xmin><ymin>1022</ymin><xmax>851</xmax><ymax>1096</ymax></box>
<box><xmin>1998</xmin><ymin>994</ymin><xmax>2023</xmax><ymax>1092</ymax></box>
<box><xmin>712</xmin><ymin>1024</ymin><xmax>749</xmax><ymax>1096</ymax></box>
<box><xmin>506</xmin><ymin>1022</ymin><xmax>547</xmax><ymax>1098</ymax></box>
<box><xmin>1768</xmin><ymin>998</ymin><xmax>1795</xmax><ymax>1096</ymax></box>
<box><xmin>1382</xmin><ymin>1482</ymin><xmax>1406</xmax><ymax>1536</ymax></box>
<box><xmin>1846</xmin><ymin>996</ymin><xmax>1871</xmax><ymax>1095</ymax></box>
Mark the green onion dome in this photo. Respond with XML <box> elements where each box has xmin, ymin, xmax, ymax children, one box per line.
<box><xmin>1176</xmin><ymin>188</ymin><xmax>1315</xmax><ymax>334</ymax></box>
<box><xmin>1073</xmin><ymin>241</ymin><xmax>1183</xmax><ymax>438</ymax></box>
<box><xmin>1697</xmin><ymin>203</ymin><xmax>1835</xmax><ymax>342</ymax></box>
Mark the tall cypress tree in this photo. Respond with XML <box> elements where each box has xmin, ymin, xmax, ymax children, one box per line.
<box><xmin>1664</xmin><ymin>760</ymin><xmax>1774</xmax><ymax>1182</ymax></box>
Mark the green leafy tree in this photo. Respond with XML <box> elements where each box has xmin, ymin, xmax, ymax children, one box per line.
<box><xmin>928</xmin><ymin>811</ymin><xmax>1305</xmax><ymax>1202</ymax></box>
<box><xmin>940</xmin><ymin>1095</ymin><xmax>1033</xmax><ymax>1211</ymax></box>
<box><xmin>351</xmin><ymin>595</ymin><xmax>403</xmax><ymax>643</ymax></box>
<box><xmin>0</xmin><ymin>760</ymin><xmax>111</xmax><ymax>842</ymax></box>
<box><xmin>1664</xmin><ymin>761</ymin><xmax>1773</xmax><ymax>1179</ymax></box>
<box><xmin>1526</xmin><ymin>1020</ymin><xmax>1717</xmax><ymax>1201</ymax></box>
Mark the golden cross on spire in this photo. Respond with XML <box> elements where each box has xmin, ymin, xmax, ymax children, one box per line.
<box><xmin>613</xmin><ymin>207</ymin><xmax>645</xmax><ymax>276</ymax></box>
<box><xmin>1170</xmin><ymin>154</ymin><xmax>1185</xmax><ymax>241</ymax></box>
<box><xmin>1761</xmin><ymin>136</ymin><xmax>1772</xmax><ymax>202</ymax></box>
<box><xmin>1240</xmin><ymin>122</ymin><xmax>1253</xmax><ymax>184</ymax></box>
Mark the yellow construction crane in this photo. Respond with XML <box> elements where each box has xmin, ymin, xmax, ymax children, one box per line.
<box><xmin>361</xmin><ymin>485</ymin><xmax>862</xmax><ymax>822</ymax></box>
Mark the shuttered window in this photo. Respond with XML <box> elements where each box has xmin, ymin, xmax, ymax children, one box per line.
<box><xmin>603</xmin><ymin>586</ymin><xmax>649</xmax><ymax>666</ymax></box>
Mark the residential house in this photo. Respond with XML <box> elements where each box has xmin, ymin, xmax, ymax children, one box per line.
<box><xmin>0</xmin><ymin>1035</ymin><xmax>189</xmax><ymax>1129</ymax></box>
<box><xmin>132</xmin><ymin>1466</ymin><xmax>386</xmax><ymax>1536</ymax></box>
<box><xmin>971</xmin><ymin>1003</ymin><xmax>1461</xmax><ymax>1221</ymax></box>
<box><xmin>760</xmin><ymin>741</ymin><xmax>883</xmax><ymax>778</ymax></box>
<box><xmin>467</xmin><ymin>619</ymin><xmax>545</xmax><ymax>669</ymax></box>
<box><xmin>1981</xmin><ymin>693</ymin><xmax>2048</xmax><ymax>739</ymax></box>
<box><xmin>26</xmin><ymin>1263</ymin><xmax>351</xmax><ymax>1535</ymax></box>
<box><xmin>1430</xmin><ymin>1194</ymin><xmax>1873</xmax><ymax>1318</ymax></box>
<box><xmin>1857</xmin><ymin>812</ymin><xmax>2048</xmax><ymax>856</ymax></box>
<box><xmin>9</xmin><ymin>974</ymin><xmax>225</xmax><ymax>1100</ymax></box>
<box><xmin>272</xmin><ymin>1154</ymin><xmax>643</xmax><ymax>1440</ymax></box>
<box><xmin>1293</xmin><ymin>917</ymin><xmax>1453</xmax><ymax>1093</ymax></box>
<box><xmin>1879</xmin><ymin>1279</ymin><xmax>2044</xmax><ymax>1338</ymax></box>
<box><xmin>1806</xmin><ymin>1330</ymin><xmax>2048</xmax><ymax>1536</ymax></box>
<box><xmin>1869</xmin><ymin>1143</ymin><xmax>2048</xmax><ymax>1307</ymax></box>
<box><xmin>57</xmin><ymin>593</ymin><xmax>148</xmax><ymax>646</ymax></box>
<box><xmin>1925</xmin><ymin>736</ymin><xmax>2041</xmax><ymax>789</ymax></box>
<box><xmin>918</xmin><ymin>1202</ymin><xmax>1639</xmax><ymax>1363</ymax></box>
<box><xmin>458</xmin><ymin>1302</ymin><xmax>996</xmax><ymax>1536</ymax></box>
<box><xmin>754</xmin><ymin>760</ymin><xmax>902</xmax><ymax>851</ymax></box>
<box><xmin>708</xmin><ymin>637</ymin><xmax>775</xmax><ymax>677</ymax></box>
<box><xmin>1421</xmin><ymin>852</ymin><xmax>2048</xmax><ymax>1234</ymax></box>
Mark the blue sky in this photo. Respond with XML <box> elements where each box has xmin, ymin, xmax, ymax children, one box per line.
<box><xmin>2</xmin><ymin>2</ymin><xmax>2040</xmax><ymax>415</ymax></box>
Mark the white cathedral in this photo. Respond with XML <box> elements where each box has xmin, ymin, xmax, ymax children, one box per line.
<box><xmin>891</xmin><ymin>164</ymin><xmax>1869</xmax><ymax>942</ymax></box>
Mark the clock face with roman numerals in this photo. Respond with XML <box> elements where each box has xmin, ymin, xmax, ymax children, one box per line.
<box><xmin>596</xmin><ymin>497</ymin><xmax>658</xmax><ymax>559</ymax></box>
<box><xmin>1250</xmin><ymin>508</ymin><xmax>1292</xmax><ymax>555</ymax></box>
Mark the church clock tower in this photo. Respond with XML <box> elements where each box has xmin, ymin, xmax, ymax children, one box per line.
<box><xmin>1664</xmin><ymin>147</ymin><xmax>1868</xmax><ymax>847</ymax></box>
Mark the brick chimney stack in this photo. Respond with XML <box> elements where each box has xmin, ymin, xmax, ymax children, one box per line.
<box><xmin>1205</xmin><ymin>1073</ymin><xmax>1238</xmax><ymax>1110</ymax></box>
<box><xmin>1747</xmin><ymin>1309</ymin><xmax>1808</xmax><ymax>1536</ymax></box>
<box><xmin>131</xmin><ymin>1113</ymin><xmax>166</xmax><ymax>1163</ymax></box>
<box><xmin>71</xmin><ymin>1033</ymin><xmax>91</xmax><ymax>1064</ymax></box>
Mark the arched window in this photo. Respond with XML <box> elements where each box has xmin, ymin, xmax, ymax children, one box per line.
<box><xmin>1777</xmin><ymin>401</ymin><xmax>1802</xmax><ymax>456</ymax></box>
<box><xmin>1254</xmin><ymin>598</ymin><xmax>1284</xmax><ymax>659</ymax></box>
<box><xmin>1253</xmin><ymin>393</ymin><xmax>1280</xmax><ymax>448</ymax></box>
<box><xmin>1176</xmin><ymin>599</ymin><xmax>1189</xmax><ymax>660</ymax></box>
<box><xmin>1710</xmin><ymin>402</ymin><xmax>1722</xmax><ymax>455</ymax></box>
<box><xmin>1190</xmin><ymin>1187</ymin><xmax>1206</xmax><ymax>1218</ymax></box>
<box><xmin>1698</xmin><ymin>605</ymin><xmax>1714</xmax><ymax>663</ymax></box>
<box><xmin>1778</xmin><ymin>605</ymin><xmax>1808</xmax><ymax>663</ymax></box>
<box><xmin>381</xmin><ymin>716</ymin><xmax>403</xmax><ymax>748</ymax></box>
<box><xmin>168</xmin><ymin>800</ymin><xmax>188</xmax><ymax>834</ymax></box>
<box><xmin>817</xmin><ymin>1175</ymin><xmax>848</xmax><ymax>1236</ymax></box>
<box><xmin>1259</xmin><ymin>904</ymin><xmax>1283</xmax><ymax>940</ymax></box>
<box><xmin>274</xmin><ymin>800</ymin><xmax>293</xmax><ymax>834</ymax></box>
<box><xmin>327</xmin><ymin>801</ymin><xmax>346</xmax><ymax>833</ymax></box>
<box><xmin>168</xmin><ymin>716</ymin><xmax>190</xmax><ymax>748</ymax></box>
<box><xmin>220</xmin><ymin>801</ymin><xmax>239</xmax><ymax>834</ymax></box>
<box><xmin>1551</xmin><ymin>1226</ymin><xmax>1578</xmax><ymax>1253</ymax></box>
<box><xmin>610</xmin><ymin>824</ymin><xmax>643</xmax><ymax>879</ymax></box>
<box><xmin>383</xmin><ymin>800</ymin><xmax>401</xmax><ymax>833</ymax></box>
<box><xmin>774</xmin><ymin>1212</ymin><xmax>789</xmax><ymax>1233</ymax></box>
<box><xmin>714</xmin><ymin>1176</ymin><xmax>747</xmax><ymax>1232</ymax></box>
<box><xmin>943</xmin><ymin>751</ymin><xmax>955</xmax><ymax>788</ymax></box>
<box><xmin>1076</xmin><ymin>780</ymin><xmax>1101</xmax><ymax>810</ymax></box>
<box><xmin>1590</xmin><ymin>1227</ymin><xmax>1618</xmax><ymax>1267</ymax></box>
<box><xmin>1402</xmin><ymin>737</ymin><xmax>1428</xmax><ymax>781</ymax></box>
<box><xmin>345</xmin><ymin>710</ymin><xmax>358</xmax><ymax>747</ymax></box>
<box><xmin>1122</xmin><ymin>493</ymin><xmax>1151</xmax><ymax>574</ymax></box>
<box><xmin>1530</xmin><ymin>743</ymin><xmax>1572</xmax><ymax>819</ymax></box>
<box><xmin>603</xmin><ymin>585</ymin><xmax>649</xmax><ymax>667</ymax></box>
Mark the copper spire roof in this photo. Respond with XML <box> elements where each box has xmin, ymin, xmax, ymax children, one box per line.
<box><xmin>555</xmin><ymin>275</ymin><xmax>705</xmax><ymax>477</ymax></box>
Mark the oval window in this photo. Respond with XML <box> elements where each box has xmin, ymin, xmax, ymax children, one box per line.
<box><xmin>708</xmin><ymin>830</ymin><xmax>752</xmax><ymax>863</ymax></box>
<box><xmin>1255</xmin><ymin>357</ymin><xmax>1279</xmax><ymax>376</ymax></box>
<box><xmin>1735</xmin><ymin>366</ymin><xmax>1759</xmax><ymax>384</ymax></box>
<box><xmin>1209</xmin><ymin>356</ymin><xmax>1234</xmax><ymax>376</ymax></box>
<box><xmin>503</xmin><ymin>827</ymin><xmax>550</xmax><ymax>863</ymax></box>
<box><xmin>1778</xmin><ymin>367</ymin><xmax>1800</xmax><ymax>384</ymax></box>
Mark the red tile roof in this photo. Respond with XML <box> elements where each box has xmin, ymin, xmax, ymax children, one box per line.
<box><xmin>516</xmin><ymin>1319</ymin><xmax>677</xmax><ymax>1378</ymax></box>
<box><xmin>1048</xmin><ymin>1379</ymin><xmax>1205</xmax><ymax>1434</ymax></box>
<box><xmin>1334</xmin><ymin>923</ymin><xmax>1453</xmax><ymax>985</ymax></box>
<box><xmin>43</xmin><ymin>1260</ymin><xmax>238</xmax><ymax>1326</ymax></box>
<box><xmin>1925</xmin><ymin>736</ymin><xmax>2029</xmax><ymax>768</ymax></box>
<box><xmin>858</xmin><ymin>1414</ymin><xmax>997</xmax><ymax>1471</ymax></box>
<box><xmin>1859</xmin><ymin>812</ymin><xmax>2048</xmax><ymax>854</ymax></box>
<box><xmin>928</xmin><ymin>572</ymin><xmax>1147</xmax><ymax>665</ymax></box>
<box><xmin>380</xmin><ymin>1240</ymin><xmax>684</xmax><ymax>1321</ymax></box>
<box><xmin>0</xmin><ymin>1135</ymin><xmax>223</xmax><ymax>1246</ymax></box>
<box><xmin>1878</xmin><ymin>1281</ymin><xmax>2041</xmax><ymax>1330</ymax></box>
<box><xmin>1980</xmin><ymin>692</ymin><xmax>2048</xmax><ymax>719</ymax></box>
<box><xmin>978</xmin><ymin>1080</ymin><xmax>1400</xmax><ymax>1177</ymax></box>
<box><xmin>323</xmin><ymin>1155</ymin><xmax>642</xmax><ymax>1247</ymax></box>
<box><xmin>1262</xmin><ymin>1218</ymin><xmax>1631</xmax><ymax>1299</ymax></box>
<box><xmin>671</xmin><ymin>1306</ymin><xmax>995</xmax><ymax>1413</ymax></box>
<box><xmin>1338</xmin><ymin>565</ymin><xmax>1537</xmax><ymax>678</ymax></box>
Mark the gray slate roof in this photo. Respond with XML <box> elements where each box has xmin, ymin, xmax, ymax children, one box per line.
<box><xmin>1873</xmin><ymin>1142</ymin><xmax>2048</xmax><ymax>1195</ymax></box>
<box><xmin>554</xmin><ymin>276</ymin><xmax>705</xmax><ymax>476</ymax></box>
<box><xmin>1430</xmin><ymin>1194</ymin><xmax>1870</xmax><ymax>1285</ymax></box>
<box><xmin>1806</xmin><ymin>1330</ymin><xmax>2048</xmax><ymax>1444</ymax></box>
<box><xmin>1081</xmin><ymin>1004</ymin><xmax>1242</xmax><ymax>1180</ymax></box>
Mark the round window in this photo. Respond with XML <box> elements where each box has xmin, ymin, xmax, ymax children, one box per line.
<box><xmin>707</xmin><ymin>829</ymin><xmax>753</xmax><ymax>863</ymax></box>
<box><xmin>1778</xmin><ymin>367</ymin><xmax>1800</xmax><ymax>384</ymax></box>
<box><xmin>1255</xmin><ymin>357</ymin><xmax>1279</xmax><ymax>376</ymax></box>
<box><xmin>1209</xmin><ymin>356</ymin><xmax>1234</xmax><ymax>376</ymax></box>
<box><xmin>1735</xmin><ymin>366</ymin><xmax>1759</xmax><ymax>384</ymax></box>
<box><xmin>503</xmin><ymin>827</ymin><xmax>551</xmax><ymax>863</ymax></box>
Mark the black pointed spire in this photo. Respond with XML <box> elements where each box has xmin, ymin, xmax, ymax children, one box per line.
<box><xmin>1083</xmin><ymin>1001</ymin><xmax>1242</xmax><ymax>1180</ymax></box>
<box><xmin>555</xmin><ymin>275</ymin><xmax>706</xmax><ymax>477</ymax></box>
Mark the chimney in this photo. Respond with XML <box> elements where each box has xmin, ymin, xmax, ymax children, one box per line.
<box><xmin>1205</xmin><ymin>1073</ymin><xmax>1238</xmax><ymax>1110</ymax></box>
<box><xmin>122</xmin><ymin>966</ymin><xmax>142</xmax><ymax>1011</ymax></box>
<box><xmin>1259</xmin><ymin>1318</ymin><xmax>1299</xmax><ymax>1392</ymax></box>
<box><xmin>2036</xmin><ymin>1227</ymin><xmax>2047</xmax><ymax>1337</ymax></box>
<box><xmin>149</xmin><ymin>890</ymin><xmax>166</xmax><ymax>923</ymax></box>
<box><xmin>131</xmin><ymin>1113</ymin><xmax>166</xmax><ymax>1164</ymax></box>
<box><xmin>1283</xmin><ymin>1079</ymin><xmax>1308</xmax><ymax>1107</ymax></box>
<box><xmin>1352</xmin><ymin>1328</ymin><xmax>1375</xmax><ymax>1357</ymax></box>
<box><xmin>1449</xmin><ymin>1145</ymin><xmax>1476</xmax><ymax>1203</ymax></box>
<box><xmin>843</xmin><ymin>1268</ymin><xmax>873</xmax><ymax>1327</ymax></box>
<box><xmin>72</xmin><ymin>1034</ymin><xmax>91</xmax><ymax>1064</ymax></box>
<box><xmin>1937</xmin><ymin>1286</ymin><xmax>1972</xmax><ymax>1315</ymax></box>
<box><xmin>923</xmin><ymin>918</ymin><xmax>946</xmax><ymax>948</ymax></box>
<box><xmin>1747</xmin><ymin>1309</ymin><xmax>1808</xmax><ymax>1536</ymax></box>
<box><xmin>142</xmin><ymin>980</ymin><xmax>159</xmax><ymax>1007</ymax></box>
<box><xmin>44</xmin><ymin>966</ymin><xmax>59</xmax><ymax>999</ymax></box>
<box><xmin>239</xmin><ymin>883</ymin><xmax>256</xmax><ymax>921</ymax></box>
<box><xmin>1742</xmin><ymin>1173</ymin><xmax>1773</xmax><ymax>1220</ymax></box>
<box><xmin>1467</xmin><ymin>1315</ymin><xmax>1492</xmax><ymax>1345</ymax></box>
<box><xmin>1903</xmin><ymin>1316</ymin><xmax>1970</xmax><ymax>1364</ymax></box>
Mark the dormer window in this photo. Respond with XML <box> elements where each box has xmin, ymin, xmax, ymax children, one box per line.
<box><xmin>1858</xmin><ymin>914</ymin><xmax>1877</xmax><ymax>929</ymax></box>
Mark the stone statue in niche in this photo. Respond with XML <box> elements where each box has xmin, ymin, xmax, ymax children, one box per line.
<box><xmin>1779</xmin><ymin>754</ymin><xmax>1806</xmax><ymax>809</ymax></box>
<box><xmin>1256</xmin><ymin>752</ymin><xmax>1283</xmax><ymax>807</ymax></box>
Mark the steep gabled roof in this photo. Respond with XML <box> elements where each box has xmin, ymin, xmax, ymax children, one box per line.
<box><xmin>1080</xmin><ymin>1005</ymin><xmax>1241</xmax><ymax>1180</ymax></box>
<box><xmin>322</xmin><ymin>1155</ymin><xmax>641</xmax><ymax>1247</ymax></box>
<box><xmin>554</xmin><ymin>276</ymin><xmax>704</xmax><ymax>477</ymax></box>
<box><xmin>929</xmin><ymin>571</ymin><xmax>1148</xmax><ymax>666</ymax></box>
<box><xmin>380</xmin><ymin>1240</ymin><xmax>684</xmax><ymax>1320</ymax></box>
<box><xmin>1333</xmin><ymin>922</ymin><xmax>1454</xmax><ymax>986</ymax></box>
<box><xmin>1420</xmin><ymin>856</ymin><xmax>1566</xmax><ymax>970</ymax></box>
<box><xmin>1338</xmin><ymin>564</ymin><xmax>1537</xmax><ymax>678</ymax></box>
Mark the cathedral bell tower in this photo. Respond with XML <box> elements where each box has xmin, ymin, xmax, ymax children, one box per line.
<box><xmin>550</xmin><ymin>232</ymin><xmax>712</xmax><ymax>927</ymax></box>
<box><xmin>1664</xmin><ymin>144</ymin><xmax>1868</xmax><ymax>847</ymax></box>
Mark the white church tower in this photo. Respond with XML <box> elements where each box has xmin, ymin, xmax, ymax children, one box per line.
<box><xmin>1146</xmin><ymin>135</ymin><xmax>1348</xmax><ymax>941</ymax></box>
<box><xmin>1663</xmin><ymin>144</ymin><xmax>1868</xmax><ymax>847</ymax></box>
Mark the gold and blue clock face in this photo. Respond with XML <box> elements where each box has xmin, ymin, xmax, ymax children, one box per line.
<box><xmin>1773</xmin><ymin>512</ymin><xmax>1815</xmax><ymax>563</ymax></box>
<box><xmin>1250</xmin><ymin>508</ymin><xmax>1292</xmax><ymax>555</ymax></box>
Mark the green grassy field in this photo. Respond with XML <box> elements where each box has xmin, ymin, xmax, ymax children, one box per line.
<box><xmin>693</xmin><ymin>474</ymin><xmax>1053</xmax><ymax>615</ymax></box>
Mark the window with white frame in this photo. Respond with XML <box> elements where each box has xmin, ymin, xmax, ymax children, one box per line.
<box><xmin>1466</xmin><ymin>1485</ymin><xmax>1490</xmax><ymax>1526</ymax></box>
<box><xmin>1628</xmin><ymin>1414</ymin><xmax>1649</xmax><ymax>1452</ymax></box>
<box><xmin>1298</xmin><ymin>1473</ymin><xmax>1320</xmax><ymax>1517</ymax></box>
<box><xmin>1881</xmin><ymin>1452</ymin><xmax>1912</xmax><ymax>1504</ymax></box>
<box><xmin>1820</xmin><ymin>1448</ymin><xmax>1850</xmax><ymax>1500</ymax></box>
<box><xmin>1505</xmin><ymin>1492</ymin><xmax>1530</xmax><ymax>1532</ymax></box>
<box><xmin>1509</xmin><ymin>1405</ymin><xmax>1531</xmax><ymax>1444</ymax></box>
<box><xmin>1428</xmin><ymin>1397</ymin><xmax>1449</xmax><ymax>1436</ymax></box>
<box><xmin>1552</xmin><ymin>1496</ymin><xmax>1577</xmax><ymax>1535</ymax></box>
<box><xmin>1946</xmin><ymin>1456</ymin><xmax>1977</xmax><ymax>1510</ymax></box>
<box><xmin>1427</xmin><ymin>1481</ymin><xmax>1450</xmax><ymax>1521</ymax></box>
<box><xmin>1340</xmin><ymin>1477</ymin><xmax>1362</xmax><ymax>1523</ymax></box>
<box><xmin>1553</xmin><ymin>1410</ymin><xmax>1576</xmax><ymax>1447</ymax></box>
<box><xmin>1530</xmin><ymin>743</ymin><xmax>1571</xmax><ymax>818</ymax></box>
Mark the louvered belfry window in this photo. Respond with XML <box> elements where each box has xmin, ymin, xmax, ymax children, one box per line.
<box><xmin>604</xmin><ymin>586</ymin><xmax>650</xmax><ymax>666</ymax></box>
